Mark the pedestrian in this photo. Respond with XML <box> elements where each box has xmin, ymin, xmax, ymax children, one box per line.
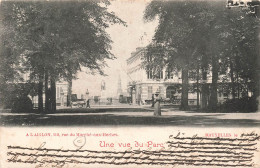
<box><xmin>154</xmin><ymin>91</ymin><xmax>161</xmax><ymax>116</ymax></box>
<box><xmin>86</xmin><ymin>99</ymin><xmax>91</xmax><ymax>108</ymax></box>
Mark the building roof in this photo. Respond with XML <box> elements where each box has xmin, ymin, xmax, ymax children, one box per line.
<box><xmin>126</xmin><ymin>47</ymin><xmax>146</xmax><ymax>64</ymax></box>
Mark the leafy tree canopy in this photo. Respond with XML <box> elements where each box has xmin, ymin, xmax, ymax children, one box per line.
<box><xmin>0</xmin><ymin>1</ymin><xmax>126</xmax><ymax>83</ymax></box>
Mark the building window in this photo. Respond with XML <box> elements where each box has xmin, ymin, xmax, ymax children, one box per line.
<box><xmin>147</xmin><ymin>68</ymin><xmax>153</xmax><ymax>79</ymax></box>
<box><xmin>165</xmin><ymin>68</ymin><xmax>174</xmax><ymax>79</ymax></box>
<box><xmin>155</xmin><ymin>70</ymin><xmax>163</xmax><ymax>79</ymax></box>
<box><xmin>158</xmin><ymin>70</ymin><xmax>163</xmax><ymax>79</ymax></box>
<box><xmin>147</xmin><ymin>55</ymin><xmax>152</xmax><ymax>62</ymax></box>
<box><xmin>147</xmin><ymin>68</ymin><xmax>163</xmax><ymax>79</ymax></box>
<box><xmin>167</xmin><ymin>71</ymin><xmax>174</xmax><ymax>79</ymax></box>
<box><xmin>148</xmin><ymin>86</ymin><xmax>153</xmax><ymax>99</ymax></box>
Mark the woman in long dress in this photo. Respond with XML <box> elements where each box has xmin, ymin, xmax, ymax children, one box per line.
<box><xmin>154</xmin><ymin>91</ymin><xmax>161</xmax><ymax>116</ymax></box>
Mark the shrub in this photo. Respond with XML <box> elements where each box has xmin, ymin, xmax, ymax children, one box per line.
<box><xmin>218</xmin><ymin>97</ymin><xmax>257</xmax><ymax>112</ymax></box>
<box><xmin>11</xmin><ymin>96</ymin><xmax>33</xmax><ymax>113</ymax></box>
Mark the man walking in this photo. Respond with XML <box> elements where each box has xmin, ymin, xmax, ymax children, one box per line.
<box><xmin>86</xmin><ymin>99</ymin><xmax>90</xmax><ymax>108</ymax></box>
<box><xmin>85</xmin><ymin>89</ymin><xmax>90</xmax><ymax>108</ymax></box>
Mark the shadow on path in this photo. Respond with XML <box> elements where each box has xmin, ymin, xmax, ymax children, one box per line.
<box><xmin>1</xmin><ymin>110</ymin><xmax>260</xmax><ymax>127</ymax></box>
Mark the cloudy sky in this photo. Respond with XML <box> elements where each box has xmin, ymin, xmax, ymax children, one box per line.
<box><xmin>72</xmin><ymin>0</ymin><xmax>158</xmax><ymax>97</ymax></box>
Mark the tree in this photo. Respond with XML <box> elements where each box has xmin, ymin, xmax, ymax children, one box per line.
<box><xmin>144</xmin><ymin>0</ymin><xmax>258</xmax><ymax>112</ymax></box>
<box><xmin>144</xmin><ymin>1</ymin><xmax>213</xmax><ymax>110</ymax></box>
<box><xmin>0</xmin><ymin>3</ymin><xmax>27</xmax><ymax>109</ymax></box>
<box><xmin>0</xmin><ymin>1</ymin><xmax>126</xmax><ymax>112</ymax></box>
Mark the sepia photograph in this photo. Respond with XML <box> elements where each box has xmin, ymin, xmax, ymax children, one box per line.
<box><xmin>0</xmin><ymin>0</ymin><xmax>260</xmax><ymax>167</ymax></box>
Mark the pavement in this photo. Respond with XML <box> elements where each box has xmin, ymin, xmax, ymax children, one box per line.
<box><xmin>1</xmin><ymin>105</ymin><xmax>260</xmax><ymax>127</ymax></box>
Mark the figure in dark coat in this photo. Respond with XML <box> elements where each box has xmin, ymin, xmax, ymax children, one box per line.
<box><xmin>154</xmin><ymin>91</ymin><xmax>161</xmax><ymax>116</ymax></box>
<box><xmin>86</xmin><ymin>99</ymin><xmax>90</xmax><ymax>108</ymax></box>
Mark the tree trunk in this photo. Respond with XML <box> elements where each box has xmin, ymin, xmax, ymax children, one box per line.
<box><xmin>257</xmin><ymin>6</ymin><xmax>260</xmax><ymax>112</ymax></box>
<box><xmin>257</xmin><ymin>72</ymin><xmax>260</xmax><ymax>112</ymax></box>
<box><xmin>180</xmin><ymin>66</ymin><xmax>189</xmax><ymax>110</ymax></box>
<box><xmin>230</xmin><ymin>59</ymin><xmax>236</xmax><ymax>99</ymax></box>
<box><xmin>196</xmin><ymin>64</ymin><xmax>200</xmax><ymax>109</ymax></box>
<box><xmin>45</xmin><ymin>69</ymin><xmax>50</xmax><ymax>113</ymax></box>
<box><xmin>67</xmin><ymin>74</ymin><xmax>72</xmax><ymax>107</ymax></box>
<box><xmin>50</xmin><ymin>75</ymin><xmax>56</xmax><ymax>112</ymax></box>
<box><xmin>236</xmin><ymin>72</ymin><xmax>240</xmax><ymax>99</ymax></box>
<box><xmin>201</xmin><ymin>55</ymin><xmax>208</xmax><ymax>110</ymax></box>
<box><xmin>38</xmin><ymin>71</ymin><xmax>44</xmax><ymax>113</ymax></box>
<box><xmin>209</xmin><ymin>55</ymin><xmax>218</xmax><ymax>111</ymax></box>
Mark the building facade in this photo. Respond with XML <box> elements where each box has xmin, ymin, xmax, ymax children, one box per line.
<box><xmin>31</xmin><ymin>81</ymin><xmax>69</xmax><ymax>108</ymax></box>
<box><xmin>127</xmin><ymin>47</ymin><xmax>253</xmax><ymax>106</ymax></box>
<box><xmin>126</xmin><ymin>47</ymin><xmax>197</xmax><ymax>105</ymax></box>
<box><xmin>20</xmin><ymin>71</ymin><xmax>69</xmax><ymax>107</ymax></box>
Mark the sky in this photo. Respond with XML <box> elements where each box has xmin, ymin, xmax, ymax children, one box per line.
<box><xmin>72</xmin><ymin>0</ymin><xmax>158</xmax><ymax>98</ymax></box>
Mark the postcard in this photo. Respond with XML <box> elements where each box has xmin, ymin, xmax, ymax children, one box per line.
<box><xmin>0</xmin><ymin>0</ymin><xmax>260</xmax><ymax>167</ymax></box>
